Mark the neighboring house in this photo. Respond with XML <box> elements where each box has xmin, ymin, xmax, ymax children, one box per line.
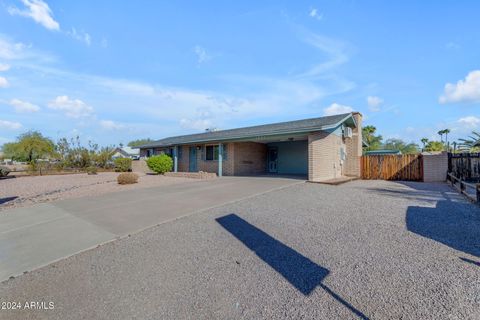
<box><xmin>112</xmin><ymin>147</ymin><xmax>140</xmax><ymax>160</ymax></box>
<box><xmin>364</xmin><ymin>149</ymin><xmax>402</xmax><ymax>155</ymax></box>
<box><xmin>138</xmin><ymin>112</ymin><xmax>363</xmax><ymax>182</ymax></box>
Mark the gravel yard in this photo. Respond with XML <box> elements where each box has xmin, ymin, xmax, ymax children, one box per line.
<box><xmin>0</xmin><ymin>173</ymin><xmax>198</xmax><ymax>211</ymax></box>
<box><xmin>0</xmin><ymin>180</ymin><xmax>478</xmax><ymax>319</ymax></box>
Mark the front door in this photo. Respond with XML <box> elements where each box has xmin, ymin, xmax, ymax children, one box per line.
<box><xmin>189</xmin><ymin>147</ymin><xmax>197</xmax><ymax>172</ymax></box>
<box><xmin>268</xmin><ymin>147</ymin><xmax>278</xmax><ymax>173</ymax></box>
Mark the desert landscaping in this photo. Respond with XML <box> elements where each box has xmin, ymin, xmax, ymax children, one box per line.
<box><xmin>0</xmin><ymin>172</ymin><xmax>198</xmax><ymax>211</ymax></box>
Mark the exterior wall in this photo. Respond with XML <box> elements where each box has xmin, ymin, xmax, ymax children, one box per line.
<box><xmin>196</xmin><ymin>143</ymin><xmax>235</xmax><ymax>176</ymax></box>
<box><xmin>308</xmin><ymin>130</ymin><xmax>345</xmax><ymax>182</ymax></box>
<box><xmin>423</xmin><ymin>152</ymin><xmax>448</xmax><ymax>182</ymax></box>
<box><xmin>233</xmin><ymin>142</ymin><xmax>267</xmax><ymax>175</ymax></box>
<box><xmin>266</xmin><ymin>141</ymin><xmax>308</xmax><ymax>175</ymax></box>
<box><xmin>177</xmin><ymin>145</ymin><xmax>189</xmax><ymax>172</ymax></box>
<box><xmin>344</xmin><ymin>112</ymin><xmax>363</xmax><ymax>177</ymax></box>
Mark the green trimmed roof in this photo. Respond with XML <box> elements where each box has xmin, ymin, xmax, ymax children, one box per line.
<box><xmin>138</xmin><ymin>113</ymin><xmax>357</xmax><ymax>148</ymax></box>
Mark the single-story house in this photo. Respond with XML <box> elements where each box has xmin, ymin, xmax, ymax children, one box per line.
<box><xmin>112</xmin><ymin>147</ymin><xmax>140</xmax><ymax>160</ymax></box>
<box><xmin>138</xmin><ymin>112</ymin><xmax>363</xmax><ymax>182</ymax></box>
<box><xmin>364</xmin><ymin>149</ymin><xmax>402</xmax><ymax>155</ymax></box>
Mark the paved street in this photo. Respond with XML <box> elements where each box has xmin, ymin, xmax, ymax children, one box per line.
<box><xmin>0</xmin><ymin>176</ymin><xmax>302</xmax><ymax>281</ymax></box>
<box><xmin>0</xmin><ymin>180</ymin><xmax>478</xmax><ymax>319</ymax></box>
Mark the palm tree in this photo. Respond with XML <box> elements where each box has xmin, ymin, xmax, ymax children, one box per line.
<box><xmin>420</xmin><ymin>138</ymin><xmax>429</xmax><ymax>150</ymax></box>
<box><xmin>438</xmin><ymin>130</ymin><xmax>444</xmax><ymax>143</ymax></box>
<box><xmin>443</xmin><ymin>129</ymin><xmax>450</xmax><ymax>150</ymax></box>
<box><xmin>458</xmin><ymin>131</ymin><xmax>480</xmax><ymax>151</ymax></box>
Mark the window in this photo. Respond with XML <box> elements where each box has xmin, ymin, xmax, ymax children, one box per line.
<box><xmin>205</xmin><ymin>145</ymin><xmax>219</xmax><ymax>160</ymax></box>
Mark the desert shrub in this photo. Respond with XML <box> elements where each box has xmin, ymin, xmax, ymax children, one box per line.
<box><xmin>0</xmin><ymin>166</ymin><xmax>10</xmax><ymax>177</ymax></box>
<box><xmin>117</xmin><ymin>172</ymin><xmax>139</xmax><ymax>184</ymax></box>
<box><xmin>114</xmin><ymin>158</ymin><xmax>132</xmax><ymax>172</ymax></box>
<box><xmin>86</xmin><ymin>166</ymin><xmax>98</xmax><ymax>175</ymax></box>
<box><xmin>146</xmin><ymin>154</ymin><xmax>173</xmax><ymax>174</ymax></box>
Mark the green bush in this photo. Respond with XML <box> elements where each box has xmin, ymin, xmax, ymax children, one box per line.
<box><xmin>0</xmin><ymin>166</ymin><xmax>10</xmax><ymax>177</ymax></box>
<box><xmin>117</xmin><ymin>172</ymin><xmax>139</xmax><ymax>184</ymax></box>
<box><xmin>86</xmin><ymin>166</ymin><xmax>98</xmax><ymax>175</ymax></box>
<box><xmin>146</xmin><ymin>154</ymin><xmax>173</xmax><ymax>174</ymax></box>
<box><xmin>114</xmin><ymin>158</ymin><xmax>132</xmax><ymax>172</ymax></box>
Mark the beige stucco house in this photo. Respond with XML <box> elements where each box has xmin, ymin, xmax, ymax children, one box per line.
<box><xmin>138</xmin><ymin>112</ymin><xmax>363</xmax><ymax>182</ymax></box>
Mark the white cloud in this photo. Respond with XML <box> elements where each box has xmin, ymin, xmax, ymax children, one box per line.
<box><xmin>99</xmin><ymin>120</ymin><xmax>124</xmax><ymax>130</ymax></box>
<box><xmin>323</xmin><ymin>103</ymin><xmax>353</xmax><ymax>116</ymax></box>
<box><xmin>66</xmin><ymin>28</ymin><xmax>91</xmax><ymax>46</ymax></box>
<box><xmin>48</xmin><ymin>95</ymin><xmax>94</xmax><ymax>118</ymax></box>
<box><xmin>309</xmin><ymin>8</ymin><xmax>323</xmax><ymax>20</ymax></box>
<box><xmin>439</xmin><ymin>70</ymin><xmax>480</xmax><ymax>104</ymax></box>
<box><xmin>367</xmin><ymin>95</ymin><xmax>383</xmax><ymax>112</ymax></box>
<box><xmin>9</xmin><ymin>98</ymin><xmax>40</xmax><ymax>112</ymax></box>
<box><xmin>194</xmin><ymin>46</ymin><xmax>211</xmax><ymax>64</ymax></box>
<box><xmin>0</xmin><ymin>63</ymin><xmax>10</xmax><ymax>71</ymax></box>
<box><xmin>0</xmin><ymin>119</ymin><xmax>22</xmax><ymax>130</ymax></box>
<box><xmin>180</xmin><ymin>118</ymin><xmax>213</xmax><ymax>131</ymax></box>
<box><xmin>458</xmin><ymin>116</ymin><xmax>480</xmax><ymax>128</ymax></box>
<box><xmin>8</xmin><ymin>0</ymin><xmax>60</xmax><ymax>31</ymax></box>
<box><xmin>0</xmin><ymin>76</ymin><xmax>9</xmax><ymax>88</ymax></box>
<box><xmin>298</xmin><ymin>30</ymin><xmax>349</xmax><ymax>77</ymax></box>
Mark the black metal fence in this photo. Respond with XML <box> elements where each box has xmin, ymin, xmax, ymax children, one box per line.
<box><xmin>448</xmin><ymin>153</ymin><xmax>480</xmax><ymax>182</ymax></box>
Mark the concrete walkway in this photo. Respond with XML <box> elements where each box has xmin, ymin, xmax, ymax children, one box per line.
<box><xmin>0</xmin><ymin>176</ymin><xmax>303</xmax><ymax>281</ymax></box>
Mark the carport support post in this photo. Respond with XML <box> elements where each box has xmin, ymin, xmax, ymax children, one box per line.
<box><xmin>173</xmin><ymin>146</ymin><xmax>178</xmax><ymax>173</ymax></box>
<box><xmin>218</xmin><ymin>143</ymin><xmax>223</xmax><ymax>177</ymax></box>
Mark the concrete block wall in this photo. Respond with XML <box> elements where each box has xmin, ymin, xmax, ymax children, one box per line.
<box><xmin>343</xmin><ymin>112</ymin><xmax>363</xmax><ymax>177</ymax></box>
<box><xmin>308</xmin><ymin>131</ymin><xmax>344</xmax><ymax>181</ymax></box>
<box><xmin>423</xmin><ymin>152</ymin><xmax>448</xmax><ymax>182</ymax></box>
<box><xmin>233</xmin><ymin>142</ymin><xmax>267</xmax><ymax>175</ymax></box>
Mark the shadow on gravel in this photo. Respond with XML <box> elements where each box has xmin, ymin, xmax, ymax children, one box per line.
<box><xmin>406</xmin><ymin>200</ymin><xmax>480</xmax><ymax>257</ymax></box>
<box><xmin>216</xmin><ymin>214</ymin><xmax>369</xmax><ymax>320</ymax></box>
<box><xmin>460</xmin><ymin>257</ymin><xmax>480</xmax><ymax>267</ymax></box>
<box><xmin>0</xmin><ymin>196</ymin><xmax>18</xmax><ymax>205</ymax></box>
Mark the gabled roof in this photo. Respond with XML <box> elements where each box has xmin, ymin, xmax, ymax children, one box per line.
<box><xmin>138</xmin><ymin>113</ymin><xmax>357</xmax><ymax>148</ymax></box>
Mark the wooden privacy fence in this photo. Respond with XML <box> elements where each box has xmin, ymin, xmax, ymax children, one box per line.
<box><xmin>361</xmin><ymin>154</ymin><xmax>423</xmax><ymax>181</ymax></box>
<box><xmin>448</xmin><ymin>153</ymin><xmax>480</xmax><ymax>182</ymax></box>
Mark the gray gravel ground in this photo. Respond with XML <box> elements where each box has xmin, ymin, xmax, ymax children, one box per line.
<box><xmin>0</xmin><ymin>180</ymin><xmax>478</xmax><ymax>320</ymax></box>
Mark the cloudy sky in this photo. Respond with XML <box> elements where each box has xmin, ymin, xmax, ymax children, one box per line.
<box><xmin>0</xmin><ymin>0</ymin><xmax>479</xmax><ymax>146</ymax></box>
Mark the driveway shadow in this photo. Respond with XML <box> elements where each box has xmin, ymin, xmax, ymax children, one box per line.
<box><xmin>216</xmin><ymin>214</ymin><xmax>369</xmax><ymax>319</ymax></box>
<box><xmin>0</xmin><ymin>196</ymin><xmax>18</xmax><ymax>205</ymax></box>
<box><xmin>406</xmin><ymin>200</ymin><xmax>480</xmax><ymax>257</ymax></box>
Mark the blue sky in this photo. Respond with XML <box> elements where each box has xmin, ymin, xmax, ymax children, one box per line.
<box><xmin>0</xmin><ymin>0</ymin><xmax>479</xmax><ymax>147</ymax></box>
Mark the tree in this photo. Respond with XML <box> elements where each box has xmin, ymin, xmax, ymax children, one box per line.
<box><xmin>438</xmin><ymin>130</ymin><xmax>444</xmax><ymax>143</ymax></box>
<box><xmin>421</xmin><ymin>138</ymin><xmax>429</xmax><ymax>150</ymax></box>
<box><xmin>458</xmin><ymin>131</ymin><xmax>480</xmax><ymax>151</ymax></box>
<box><xmin>362</xmin><ymin>125</ymin><xmax>383</xmax><ymax>151</ymax></box>
<box><xmin>3</xmin><ymin>131</ymin><xmax>55</xmax><ymax>162</ymax></box>
<box><xmin>383</xmin><ymin>138</ymin><xmax>419</xmax><ymax>154</ymax></box>
<box><xmin>425</xmin><ymin>141</ymin><xmax>444</xmax><ymax>152</ymax></box>
<box><xmin>443</xmin><ymin>129</ymin><xmax>450</xmax><ymax>149</ymax></box>
<box><xmin>127</xmin><ymin>138</ymin><xmax>153</xmax><ymax>147</ymax></box>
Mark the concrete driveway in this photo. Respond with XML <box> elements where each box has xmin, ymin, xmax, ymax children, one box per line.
<box><xmin>0</xmin><ymin>176</ymin><xmax>303</xmax><ymax>281</ymax></box>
